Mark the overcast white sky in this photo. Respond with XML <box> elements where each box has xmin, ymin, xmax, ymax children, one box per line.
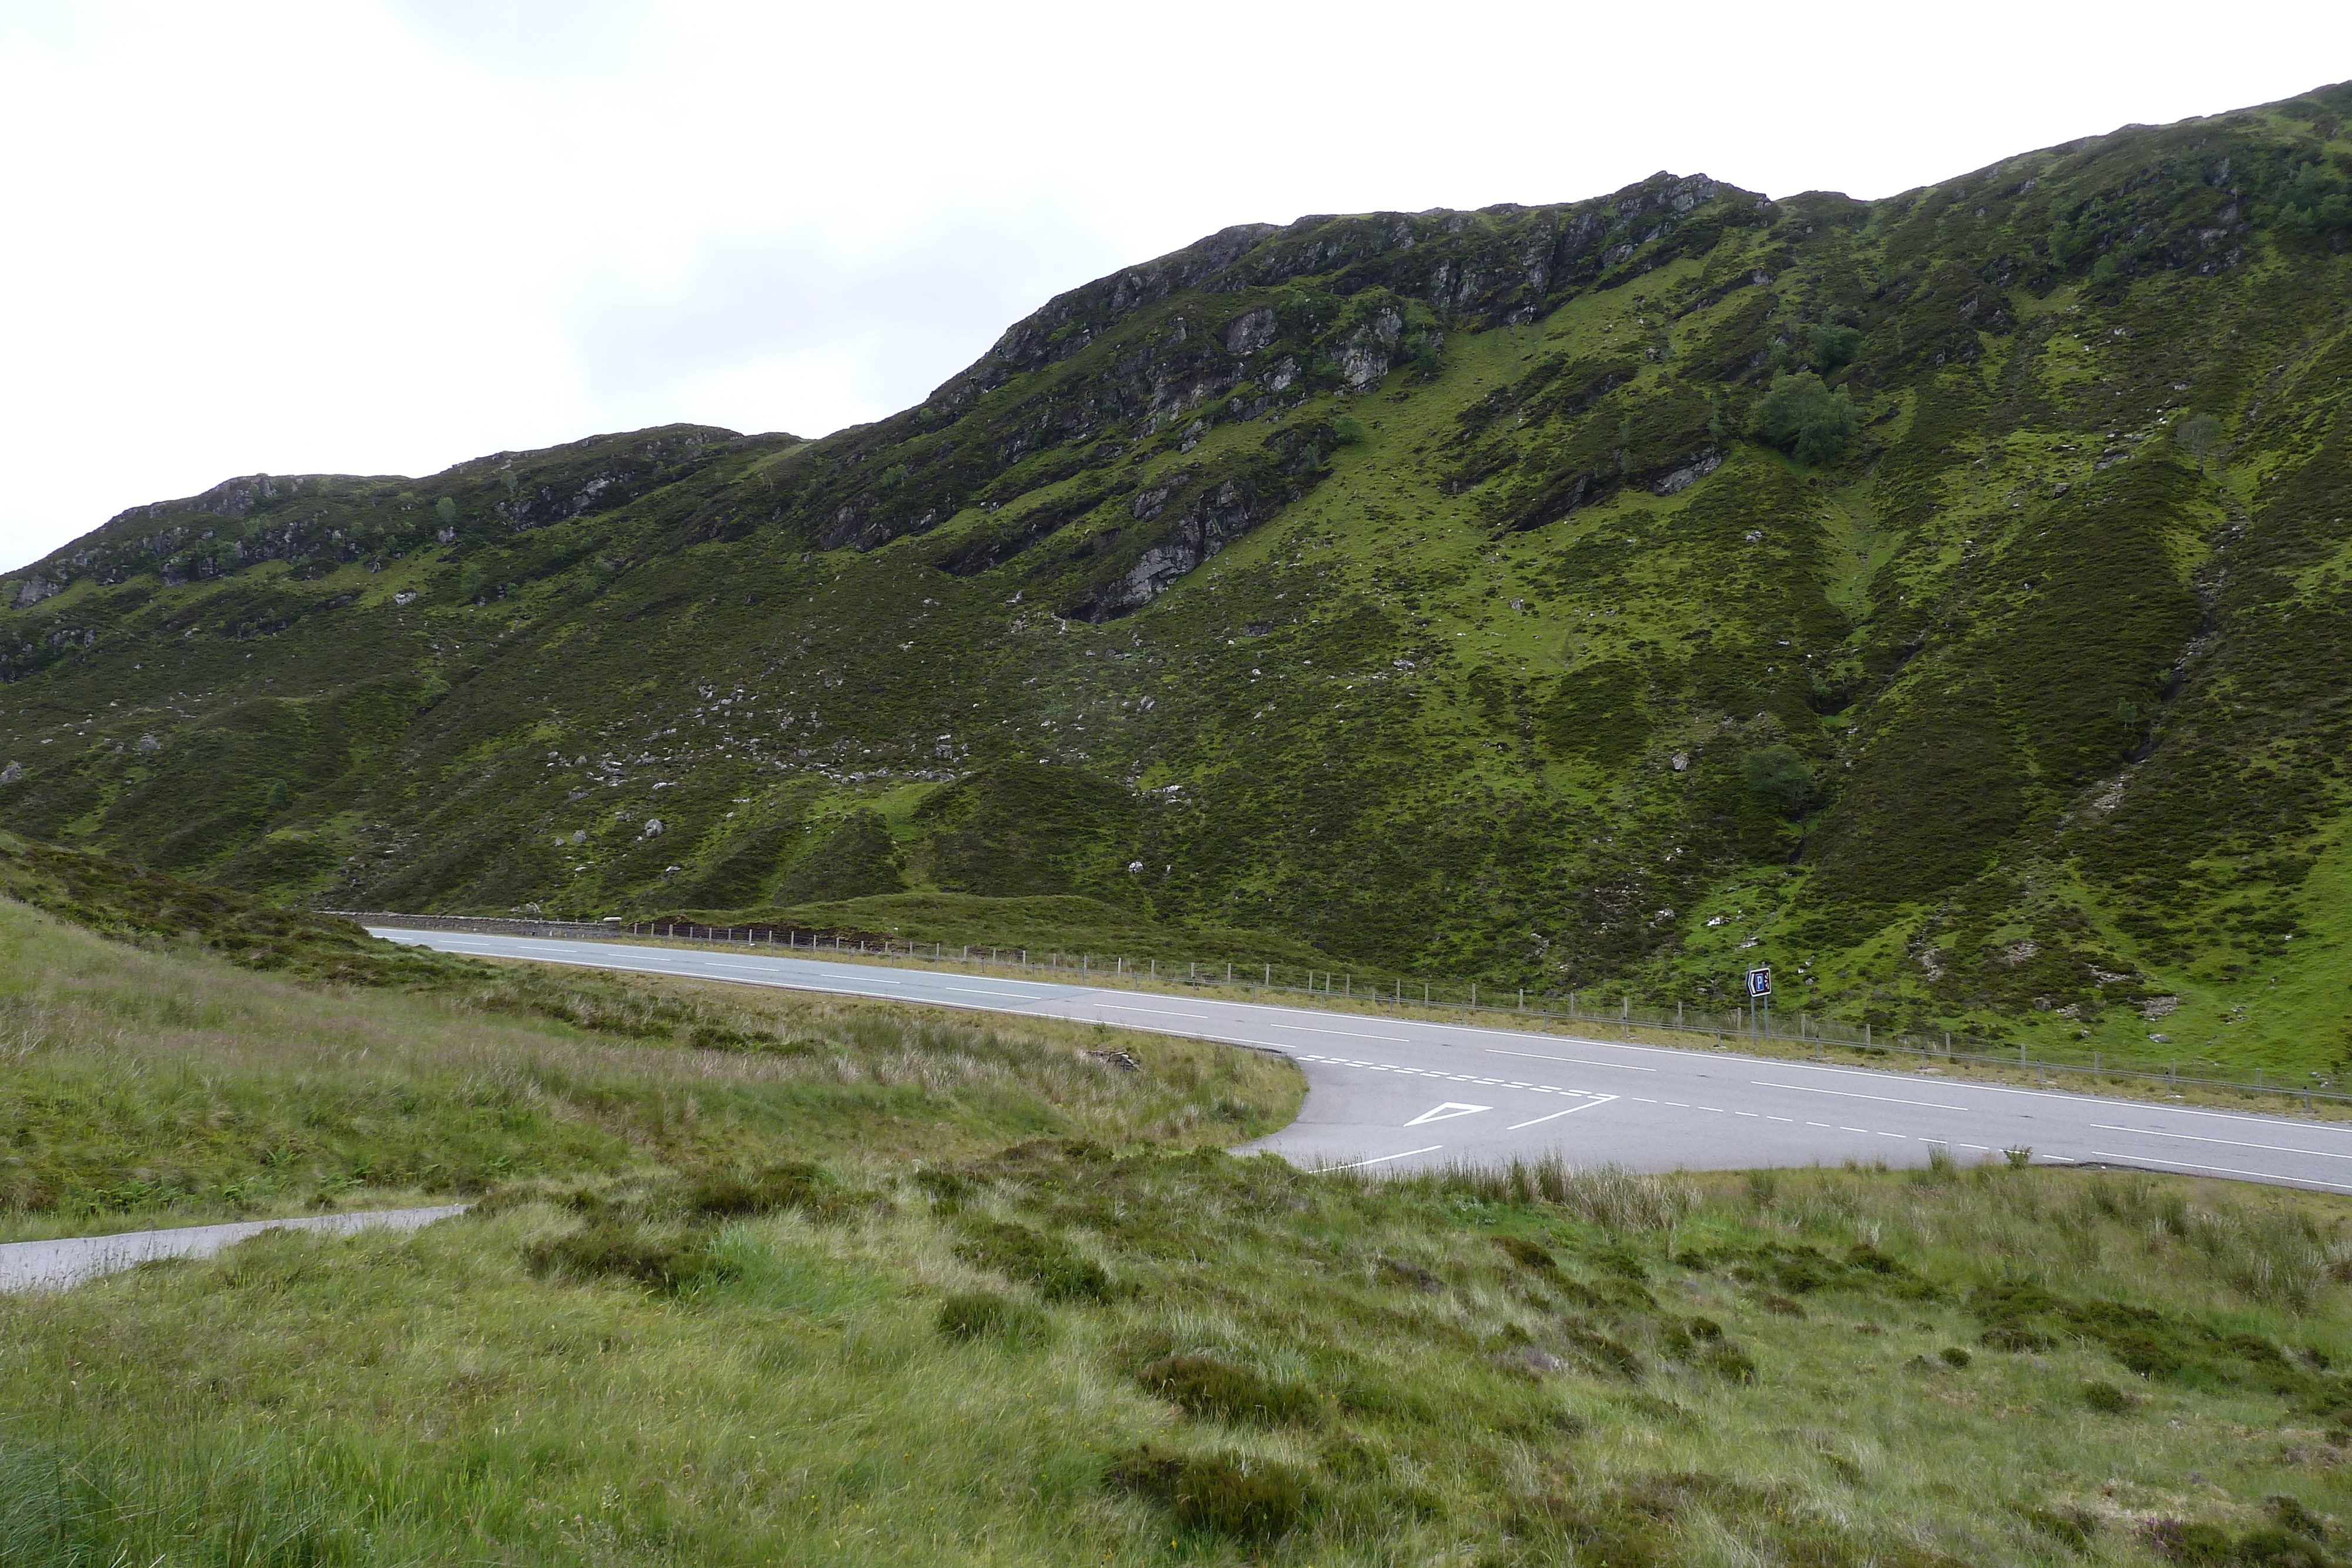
<box><xmin>1</xmin><ymin>0</ymin><xmax>2344</xmax><ymax>571</ymax></box>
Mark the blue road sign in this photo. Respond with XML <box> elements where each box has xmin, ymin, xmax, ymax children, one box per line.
<box><xmin>1747</xmin><ymin>967</ymin><xmax>1772</xmax><ymax>998</ymax></box>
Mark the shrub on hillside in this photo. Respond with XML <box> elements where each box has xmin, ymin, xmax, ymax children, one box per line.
<box><xmin>1748</xmin><ymin>373</ymin><xmax>1857</xmax><ymax>465</ymax></box>
<box><xmin>1809</xmin><ymin>323</ymin><xmax>1864</xmax><ymax>373</ymax></box>
<box><xmin>1106</xmin><ymin>1444</ymin><xmax>1312</xmax><ymax>1541</ymax></box>
<box><xmin>683</xmin><ymin>1161</ymin><xmax>831</xmax><ymax>1218</ymax></box>
<box><xmin>2274</xmin><ymin>161</ymin><xmax>2352</xmax><ymax>243</ymax></box>
<box><xmin>1740</xmin><ymin>744</ymin><xmax>1814</xmax><ymax>816</ymax></box>
<box><xmin>1136</xmin><ymin>1355</ymin><xmax>1321</xmax><ymax>1425</ymax></box>
<box><xmin>1494</xmin><ymin>1235</ymin><xmax>1558</xmax><ymax>1272</ymax></box>
<box><xmin>934</xmin><ymin>1291</ymin><xmax>1053</xmax><ymax>1347</ymax></box>
<box><xmin>527</xmin><ymin>1222</ymin><xmax>735</xmax><ymax>1295</ymax></box>
<box><xmin>953</xmin><ymin>1219</ymin><xmax>1110</xmax><ymax>1302</ymax></box>
<box><xmin>2083</xmin><ymin>1379</ymin><xmax>2133</xmax><ymax>1413</ymax></box>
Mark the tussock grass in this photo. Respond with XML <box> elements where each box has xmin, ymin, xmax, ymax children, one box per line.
<box><xmin>0</xmin><ymin>897</ymin><xmax>1301</xmax><ymax>1238</ymax></box>
<box><xmin>10</xmin><ymin>898</ymin><xmax>2352</xmax><ymax>1563</ymax></box>
<box><xmin>10</xmin><ymin>1140</ymin><xmax>2352</xmax><ymax>1564</ymax></box>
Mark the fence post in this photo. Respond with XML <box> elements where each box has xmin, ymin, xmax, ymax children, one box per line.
<box><xmin>1519</xmin><ymin>989</ymin><xmax>1524</xmax><ymax>1011</ymax></box>
<box><xmin>1472</xmin><ymin>983</ymin><xmax>1478</xmax><ymax>1008</ymax></box>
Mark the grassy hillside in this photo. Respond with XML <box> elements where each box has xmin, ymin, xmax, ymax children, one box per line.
<box><xmin>4</xmin><ymin>84</ymin><xmax>2352</xmax><ymax>1078</ymax></box>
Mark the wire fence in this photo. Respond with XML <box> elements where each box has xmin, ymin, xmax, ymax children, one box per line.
<box><xmin>335</xmin><ymin>910</ymin><xmax>2348</xmax><ymax>1115</ymax></box>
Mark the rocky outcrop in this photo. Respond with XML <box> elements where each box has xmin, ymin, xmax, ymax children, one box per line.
<box><xmin>1074</xmin><ymin>477</ymin><xmax>1267</xmax><ymax>621</ymax></box>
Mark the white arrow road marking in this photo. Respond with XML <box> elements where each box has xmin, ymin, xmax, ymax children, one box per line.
<box><xmin>1406</xmin><ymin>1102</ymin><xmax>1493</xmax><ymax>1126</ymax></box>
<box><xmin>1506</xmin><ymin>1095</ymin><xmax>1619</xmax><ymax>1131</ymax></box>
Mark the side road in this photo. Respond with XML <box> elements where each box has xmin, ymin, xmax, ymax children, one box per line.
<box><xmin>0</xmin><ymin>1206</ymin><xmax>469</xmax><ymax>1293</ymax></box>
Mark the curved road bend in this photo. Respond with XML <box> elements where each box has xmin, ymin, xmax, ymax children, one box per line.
<box><xmin>374</xmin><ymin>928</ymin><xmax>2352</xmax><ymax>1194</ymax></box>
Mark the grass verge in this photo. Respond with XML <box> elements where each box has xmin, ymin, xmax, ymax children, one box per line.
<box><xmin>6</xmin><ymin>1148</ymin><xmax>2352</xmax><ymax>1564</ymax></box>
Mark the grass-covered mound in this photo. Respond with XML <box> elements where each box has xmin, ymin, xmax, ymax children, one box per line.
<box><xmin>0</xmin><ymin>831</ymin><xmax>458</xmax><ymax>986</ymax></box>
<box><xmin>5</xmin><ymin>1143</ymin><xmax>2351</xmax><ymax>1564</ymax></box>
<box><xmin>0</xmin><ymin>895</ymin><xmax>1299</xmax><ymax>1231</ymax></box>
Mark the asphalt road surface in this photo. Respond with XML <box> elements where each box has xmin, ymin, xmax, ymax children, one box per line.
<box><xmin>375</xmin><ymin>929</ymin><xmax>2352</xmax><ymax>1193</ymax></box>
<box><xmin>0</xmin><ymin>1206</ymin><xmax>469</xmax><ymax>1293</ymax></box>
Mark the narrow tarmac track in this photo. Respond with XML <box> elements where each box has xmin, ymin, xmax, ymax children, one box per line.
<box><xmin>0</xmin><ymin>1206</ymin><xmax>469</xmax><ymax>1293</ymax></box>
<box><xmin>377</xmin><ymin>929</ymin><xmax>2352</xmax><ymax>1193</ymax></box>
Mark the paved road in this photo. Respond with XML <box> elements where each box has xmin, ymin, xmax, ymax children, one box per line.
<box><xmin>0</xmin><ymin>1206</ymin><xmax>469</xmax><ymax>1293</ymax></box>
<box><xmin>376</xmin><ymin>928</ymin><xmax>2352</xmax><ymax>1194</ymax></box>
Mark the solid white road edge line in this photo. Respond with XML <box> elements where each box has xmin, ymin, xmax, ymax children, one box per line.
<box><xmin>2087</xmin><ymin>1152</ymin><xmax>2352</xmax><ymax>1192</ymax></box>
<box><xmin>2087</xmin><ymin>1124</ymin><xmax>2352</xmax><ymax>1162</ymax></box>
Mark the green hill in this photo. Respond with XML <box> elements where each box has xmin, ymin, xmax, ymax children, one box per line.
<box><xmin>4</xmin><ymin>83</ymin><xmax>2351</xmax><ymax>1072</ymax></box>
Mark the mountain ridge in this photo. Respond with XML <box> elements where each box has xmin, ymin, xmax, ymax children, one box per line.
<box><xmin>2</xmin><ymin>80</ymin><xmax>2350</xmax><ymax>1075</ymax></box>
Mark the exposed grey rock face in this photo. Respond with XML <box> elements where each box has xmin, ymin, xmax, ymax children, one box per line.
<box><xmin>642</xmin><ymin>819</ymin><xmax>664</xmax><ymax>838</ymax></box>
<box><xmin>11</xmin><ymin>577</ymin><xmax>58</xmax><ymax>609</ymax></box>
<box><xmin>0</xmin><ymin>761</ymin><xmax>20</xmax><ymax>784</ymax></box>
<box><xmin>1081</xmin><ymin>478</ymin><xmax>1265</xmax><ymax>620</ymax></box>
<box><xmin>1654</xmin><ymin>450</ymin><xmax>1723</xmax><ymax>494</ymax></box>
<box><xmin>1223</xmin><ymin>306</ymin><xmax>1278</xmax><ymax>354</ymax></box>
<box><xmin>1337</xmin><ymin>309</ymin><xmax>1405</xmax><ymax>390</ymax></box>
<box><xmin>135</xmin><ymin>734</ymin><xmax>160</xmax><ymax>754</ymax></box>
